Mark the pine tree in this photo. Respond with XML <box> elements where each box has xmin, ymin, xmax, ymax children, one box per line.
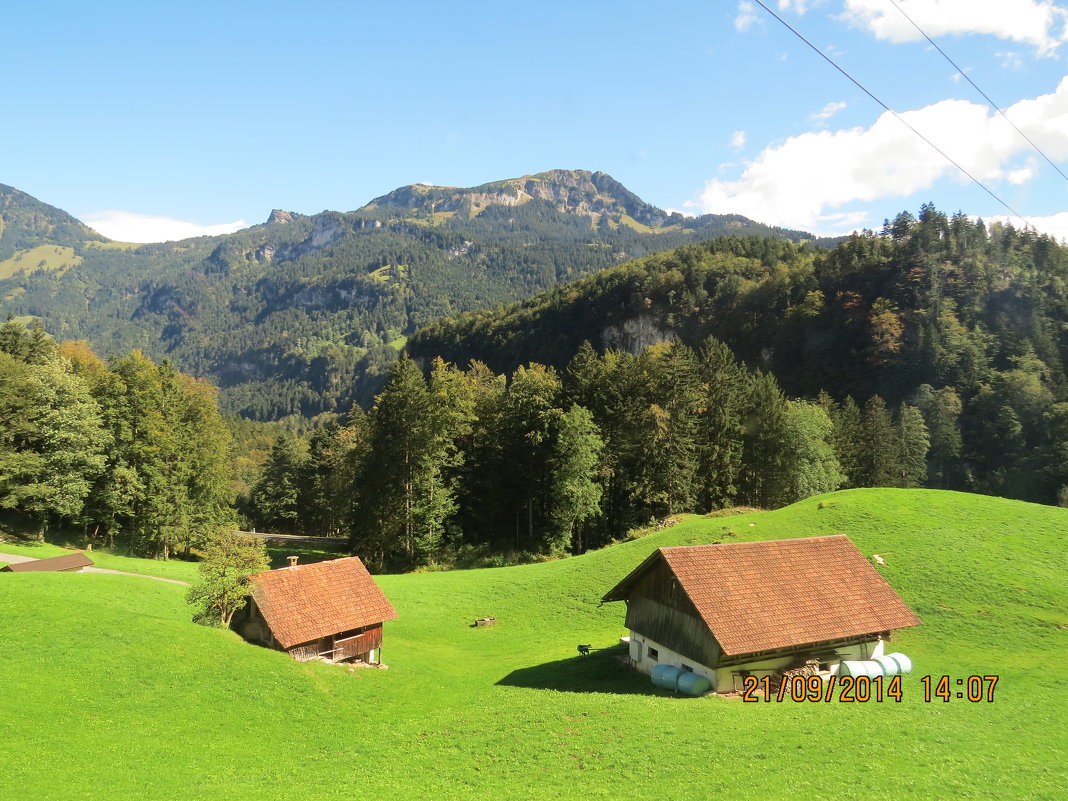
<box><xmin>829</xmin><ymin>396</ymin><xmax>865</xmax><ymax>488</ymax></box>
<box><xmin>914</xmin><ymin>384</ymin><xmax>965</xmax><ymax>489</ymax></box>
<box><xmin>25</xmin><ymin>320</ymin><xmax>57</xmax><ymax>365</ymax></box>
<box><xmin>350</xmin><ymin>357</ymin><xmax>431</xmax><ymax>567</ymax></box>
<box><xmin>738</xmin><ymin>371</ymin><xmax>789</xmax><ymax>508</ymax></box>
<box><xmin>646</xmin><ymin>341</ymin><xmax>703</xmax><ymax>515</ymax></box>
<box><xmin>453</xmin><ymin>360</ymin><xmax>507</xmax><ymax>548</ymax></box>
<box><xmin>299</xmin><ymin>422</ymin><xmax>360</xmax><ymax>537</ymax></box>
<box><xmin>564</xmin><ymin>341</ymin><xmax>603</xmax><ymax>410</ymax></box>
<box><xmin>696</xmin><ymin>336</ymin><xmax>747</xmax><ymax>509</ymax></box>
<box><xmin>895</xmin><ymin>403</ymin><xmax>930</xmax><ymax>488</ymax></box>
<box><xmin>350</xmin><ymin>356</ymin><xmax>461</xmax><ymax>568</ymax></box>
<box><xmin>587</xmin><ymin>350</ymin><xmax>656</xmax><ymax>539</ymax></box>
<box><xmin>861</xmin><ymin>395</ymin><xmax>899</xmax><ymax>487</ymax></box>
<box><xmin>0</xmin><ymin>316</ymin><xmax>28</xmax><ymax>360</ymax></box>
<box><xmin>251</xmin><ymin>433</ymin><xmax>307</xmax><ymax>534</ymax></box>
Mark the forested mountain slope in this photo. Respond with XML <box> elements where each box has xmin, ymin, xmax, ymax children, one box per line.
<box><xmin>0</xmin><ymin>171</ymin><xmax>829</xmax><ymax>419</ymax></box>
<box><xmin>409</xmin><ymin>206</ymin><xmax>1068</xmax><ymax>505</ymax></box>
<box><xmin>0</xmin><ymin>184</ymin><xmax>107</xmax><ymax>260</ymax></box>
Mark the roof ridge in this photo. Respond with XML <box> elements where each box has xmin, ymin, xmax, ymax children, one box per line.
<box><xmin>659</xmin><ymin>534</ymin><xmax>848</xmax><ymax>553</ymax></box>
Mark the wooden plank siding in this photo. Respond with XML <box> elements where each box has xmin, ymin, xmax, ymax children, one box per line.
<box><xmin>333</xmin><ymin>626</ymin><xmax>382</xmax><ymax>662</ymax></box>
<box><xmin>284</xmin><ymin>626</ymin><xmax>383</xmax><ymax>663</ymax></box>
<box><xmin>624</xmin><ymin>560</ymin><xmax>722</xmax><ymax>668</ymax></box>
<box><xmin>287</xmin><ymin>641</ymin><xmax>326</xmax><ymax>662</ymax></box>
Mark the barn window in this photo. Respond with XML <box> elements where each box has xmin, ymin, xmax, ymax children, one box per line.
<box><xmin>647</xmin><ymin>646</ymin><xmax>659</xmax><ymax>661</ymax></box>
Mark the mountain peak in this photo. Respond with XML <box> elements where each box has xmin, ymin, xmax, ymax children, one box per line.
<box><xmin>266</xmin><ymin>209</ymin><xmax>298</xmax><ymax>225</ymax></box>
<box><xmin>363</xmin><ymin>169</ymin><xmax>671</xmax><ymax>227</ymax></box>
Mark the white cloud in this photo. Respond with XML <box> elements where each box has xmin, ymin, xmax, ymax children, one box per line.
<box><xmin>730</xmin><ymin>130</ymin><xmax>747</xmax><ymax>149</ymax></box>
<box><xmin>997</xmin><ymin>50</ymin><xmax>1025</xmax><ymax>70</ymax></box>
<box><xmin>735</xmin><ymin>1</ymin><xmax>762</xmax><ymax>32</ymax></box>
<box><xmin>983</xmin><ymin>212</ymin><xmax>1068</xmax><ymax>242</ymax></box>
<box><xmin>1006</xmin><ymin>161</ymin><xmax>1037</xmax><ymax>184</ymax></box>
<box><xmin>778</xmin><ymin>0</ymin><xmax>818</xmax><ymax>11</ymax></box>
<box><xmin>81</xmin><ymin>211</ymin><xmax>248</xmax><ymax>243</ymax></box>
<box><xmin>811</xmin><ymin>100</ymin><xmax>847</xmax><ymax>121</ymax></box>
<box><xmin>696</xmin><ymin>77</ymin><xmax>1068</xmax><ymax>234</ymax></box>
<box><xmin>665</xmin><ymin>207</ymin><xmax>698</xmax><ymax>218</ymax></box>
<box><xmin>841</xmin><ymin>0</ymin><xmax>1068</xmax><ymax>55</ymax></box>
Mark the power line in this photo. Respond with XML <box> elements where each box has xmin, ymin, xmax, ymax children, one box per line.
<box><xmin>887</xmin><ymin>0</ymin><xmax>1068</xmax><ymax>184</ymax></box>
<box><xmin>750</xmin><ymin>0</ymin><xmax>1030</xmax><ymax>227</ymax></box>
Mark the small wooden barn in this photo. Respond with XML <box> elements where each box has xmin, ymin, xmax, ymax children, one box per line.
<box><xmin>232</xmin><ymin>556</ymin><xmax>398</xmax><ymax>664</ymax></box>
<box><xmin>602</xmin><ymin>535</ymin><xmax>920</xmax><ymax>693</ymax></box>
<box><xmin>1</xmin><ymin>552</ymin><xmax>93</xmax><ymax>572</ymax></box>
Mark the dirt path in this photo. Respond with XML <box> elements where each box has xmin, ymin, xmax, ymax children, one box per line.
<box><xmin>0</xmin><ymin>552</ymin><xmax>190</xmax><ymax>586</ymax></box>
<box><xmin>0</xmin><ymin>552</ymin><xmax>36</xmax><ymax>565</ymax></box>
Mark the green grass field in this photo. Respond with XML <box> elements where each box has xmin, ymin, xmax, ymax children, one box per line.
<box><xmin>0</xmin><ymin>540</ymin><xmax>199</xmax><ymax>583</ymax></box>
<box><xmin>84</xmin><ymin>240</ymin><xmax>141</xmax><ymax>251</ymax></box>
<box><xmin>1</xmin><ymin>489</ymin><xmax>1065</xmax><ymax>800</ymax></box>
<box><xmin>0</xmin><ymin>245</ymin><xmax>81</xmax><ymax>279</ymax></box>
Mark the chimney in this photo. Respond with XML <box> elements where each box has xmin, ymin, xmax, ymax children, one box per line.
<box><xmin>287</xmin><ymin>555</ymin><xmax>299</xmax><ymax>568</ymax></box>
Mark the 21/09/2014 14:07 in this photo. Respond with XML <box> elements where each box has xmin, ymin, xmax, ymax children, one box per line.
<box><xmin>740</xmin><ymin>674</ymin><xmax>999</xmax><ymax>702</ymax></box>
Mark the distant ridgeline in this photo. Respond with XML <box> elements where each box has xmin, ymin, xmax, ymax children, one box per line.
<box><xmin>409</xmin><ymin>206</ymin><xmax>1068</xmax><ymax>506</ymax></box>
<box><xmin>0</xmin><ymin>172</ymin><xmax>833</xmax><ymax>422</ymax></box>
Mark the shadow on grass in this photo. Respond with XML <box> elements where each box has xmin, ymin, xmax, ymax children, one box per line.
<box><xmin>495</xmin><ymin>644</ymin><xmax>669</xmax><ymax>696</ymax></box>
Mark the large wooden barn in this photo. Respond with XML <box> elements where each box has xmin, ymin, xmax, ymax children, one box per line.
<box><xmin>602</xmin><ymin>535</ymin><xmax>921</xmax><ymax>693</ymax></box>
<box><xmin>232</xmin><ymin>556</ymin><xmax>398</xmax><ymax>664</ymax></box>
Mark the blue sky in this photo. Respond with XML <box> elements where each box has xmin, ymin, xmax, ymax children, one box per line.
<box><xmin>3</xmin><ymin>0</ymin><xmax>1067</xmax><ymax>241</ymax></box>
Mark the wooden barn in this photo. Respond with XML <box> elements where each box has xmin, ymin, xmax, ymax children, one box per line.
<box><xmin>232</xmin><ymin>556</ymin><xmax>398</xmax><ymax>664</ymax></box>
<box><xmin>602</xmin><ymin>535</ymin><xmax>921</xmax><ymax>693</ymax></box>
<box><xmin>1</xmin><ymin>552</ymin><xmax>93</xmax><ymax>572</ymax></box>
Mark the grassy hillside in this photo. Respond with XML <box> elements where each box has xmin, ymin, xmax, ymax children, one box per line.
<box><xmin>0</xmin><ymin>244</ymin><xmax>81</xmax><ymax>280</ymax></box>
<box><xmin>1</xmin><ymin>489</ymin><xmax>1064</xmax><ymax>799</ymax></box>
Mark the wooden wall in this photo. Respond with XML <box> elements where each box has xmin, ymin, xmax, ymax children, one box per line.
<box><xmin>333</xmin><ymin>626</ymin><xmax>382</xmax><ymax>662</ymax></box>
<box><xmin>624</xmin><ymin>560</ymin><xmax>722</xmax><ymax>668</ymax></box>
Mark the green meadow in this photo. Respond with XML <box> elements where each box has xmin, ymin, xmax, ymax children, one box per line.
<box><xmin>1</xmin><ymin>489</ymin><xmax>1065</xmax><ymax>800</ymax></box>
<box><xmin>0</xmin><ymin>245</ymin><xmax>81</xmax><ymax>280</ymax></box>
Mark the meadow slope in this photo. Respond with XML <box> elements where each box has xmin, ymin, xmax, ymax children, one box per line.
<box><xmin>0</xmin><ymin>489</ymin><xmax>1065</xmax><ymax>800</ymax></box>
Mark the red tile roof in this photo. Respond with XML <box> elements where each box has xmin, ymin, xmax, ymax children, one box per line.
<box><xmin>2</xmin><ymin>552</ymin><xmax>94</xmax><ymax>572</ymax></box>
<box><xmin>605</xmin><ymin>535</ymin><xmax>920</xmax><ymax>656</ymax></box>
<box><xmin>250</xmin><ymin>557</ymin><xmax>398</xmax><ymax>649</ymax></box>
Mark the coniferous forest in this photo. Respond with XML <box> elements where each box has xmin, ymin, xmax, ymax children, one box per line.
<box><xmin>4</xmin><ymin>195</ymin><xmax>1068</xmax><ymax>570</ymax></box>
<box><xmin>411</xmin><ymin>206</ymin><xmax>1068</xmax><ymax>507</ymax></box>
<box><xmin>245</xmin><ymin>344</ymin><xmax>931</xmax><ymax>571</ymax></box>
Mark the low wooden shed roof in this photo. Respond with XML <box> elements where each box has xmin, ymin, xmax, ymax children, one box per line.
<box><xmin>1</xmin><ymin>552</ymin><xmax>94</xmax><ymax>572</ymax></box>
<box><xmin>603</xmin><ymin>535</ymin><xmax>920</xmax><ymax>656</ymax></box>
<box><xmin>250</xmin><ymin>556</ymin><xmax>398</xmax><ymax>649</ymax></box>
